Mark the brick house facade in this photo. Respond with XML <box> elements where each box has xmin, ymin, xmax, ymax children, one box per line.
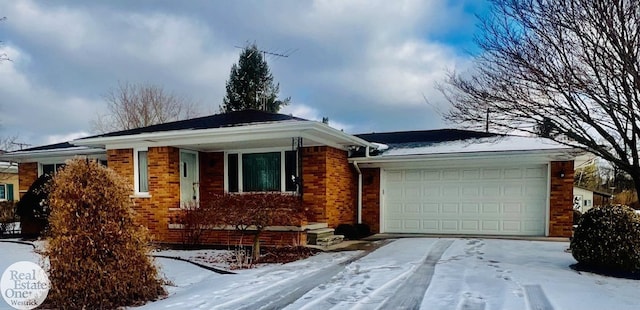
<box><xmin>8</xmin><ymin>111</ymin><xmax>580</xmax><ymax>243</ymax></box>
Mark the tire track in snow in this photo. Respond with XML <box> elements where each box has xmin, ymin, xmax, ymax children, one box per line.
<box><xmin>523</xmin><ymin>285</ymin><xmax>554</xmax><ymax>310</ymax></box>
<box><xmin>220</xmin><ymin>241</ymin><xmax>390</xmax><ymax>310</ymax></box>
<box><xmin>379</xmin><ymin>239</ymin><xmax>454</xmax><ymax>310</ymax></box>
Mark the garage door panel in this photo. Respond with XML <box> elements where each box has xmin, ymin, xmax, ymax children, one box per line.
<box><xmin>461</xmin><ymin>220</ymin><xmax>480</xmax><ymax>231</ymax></box>
<box><xmin>383</xmin><ymin>165</ymin><xmax>547</xmax><ymax>236</ymax></box>
<box><xmin>504</xmin><ymin>184</ymin><xmax>524</xmax><ymax>197</ymax></box>
<box><xmin>423</xmin><ymin>203</ymin><xmax>439</xmax><ymax>213</ymax></box>
<box><xmin>482</xmin><ymin>168</ymin><xmax>501</xmax><ymax>179</ymax></box>
<box><xmin>503</xmin><ymin>221</ymin><xmax>522</xmax><ymax>232</ymax></box>
<box><xmin>462</xmin><ymin>169</ymin><xmax>481</xmax><ymax>179</ymax></box>
<box><xmin>442</xmin><ymin>203</ymin><xmax>459</xmax><ymax>213</ymax></box>
<box><xmin>443</xmin><ymin>169</ymin><xmax>461</xmax><ymax>180</ymax></box>
<box><xmin>482</xmin><ymin>203</ymin><xmax>500</xmax><ymax>214</ymax></box>
<box><xmin>423</xmin><ymin>220</ymin><xmax>438</xmax><ymax>230</ymax></box>
<box><xmin>442</xmin><ymin>185</ymin><xmax>459</xmax><ymax>196</ymax></box>
<box><xmin>525</xmin><ymin>167</ymin><xmax>545</xmax><ymax>178</ymax></box>
<box><xmin>404</xmin><ymin>186</ymin><xmax>421</xmax><ymax>200</ymax></box>
<box><xmin>405</xmin><ymin>170</ymin><xmax>422</xmax><ymax>181</ymax></box>
<box><xmin>441</xmin><ymin>221</ymin><xmax>459</xmax><ymax>231</ymax></box>
<box><xmin>404</xmin><ymin>219</ymin><xmax>420</xmax><ymax>230</ymax></box>
<box><xmin>482</xmin><ymin>220</ymin><xmax>500</xmax><ymax>231</ymax></box>
<box><xmin>461</xmin><ymin>203</ymin><xmax>480</xmax><ymax>214</ymax></box>
<box><xmin>404</xmin><ymin>203</ymin><xmax>421</xmax><ymax>214</ymax></box>
<box><xmin>482</xmin><ymin>185</ymin><xmax>501</xmax><ymax>196</ymax></box>
<box><xmin>461</xmin><ymin>185</ymin><xmax>481</xmax><ymax>197</ymax></box>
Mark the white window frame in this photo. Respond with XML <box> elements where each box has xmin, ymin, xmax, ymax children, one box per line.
<box><xmin>224</xmin><ymin>148</ymin><xmax>298</xmax><ymax>193</ymax></box>
<box><xmin>133</xmin><ymin>147</ymin><xmax>150</xmax><ymax>196</ymax></box>
<box><xmin>0</xmin><ymin>184</ymin><xmax>7</xmax><ymax>201</ymax></box>
<box><xmin>38</xmin><ymin>163</ymin><xmax>66</xmax><ymax>176</ymax></box>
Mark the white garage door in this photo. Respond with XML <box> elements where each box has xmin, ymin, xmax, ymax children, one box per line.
<box><xmin>383</xmin><ymin>165</ymin><xmax>548</xmax><ymax>235</ymax></box>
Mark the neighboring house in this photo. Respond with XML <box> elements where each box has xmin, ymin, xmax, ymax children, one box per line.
<box><xmin>0</xmin><ymin>110</ymin><xmax>582</xmax><ymax>244</ymax></box>
<box><xmin>573</xmin><ymin>186</ymin><xmax>612</xmax><ymax>213</ymax></box>
<box><xmin>0</xmin><ymin>161</ymin><xmax>19</xmax><ymax>202</ymax></box>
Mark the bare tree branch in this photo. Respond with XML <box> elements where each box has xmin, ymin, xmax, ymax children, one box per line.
<box><xmin>92</xmin><ymin>81</ymin><xmax>200</xmax><ymax>133</ymax></box>
<box><xmin>442</xmin><ymin>0</ymin><xmax>640</xmax><ymax>194</ymax></box>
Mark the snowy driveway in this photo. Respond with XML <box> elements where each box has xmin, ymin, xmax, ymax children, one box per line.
<box><xmin>2</xmin><ymin>238</ymin><xmax>640</xmax><ymax>310</ymax></box>
<box><xmin>145</xmin><ymin>238</ymin><xmax>640</xmax><ymax>310</ymax></box>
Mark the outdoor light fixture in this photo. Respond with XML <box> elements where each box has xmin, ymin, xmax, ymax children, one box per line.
<box><xmin>559</xmin><ymin>169</ymin><xmax>565</xmax><ymax>178</ymax></box>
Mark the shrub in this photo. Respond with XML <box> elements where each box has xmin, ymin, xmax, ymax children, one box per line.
<box><xmin>354</xmin><ymin>223</ymin><xmax>371</xmax><ymax>238</ymax></box>
<box><xmin>573</xmin><ymin>209</ymin><xmax>582</xmax><ymax>226</ymax></box>
<box><xmin>571</xmin><ymin>205</ymin><xmax>640</xmax><ymax>274</ymax></box>
<box><xmin>178</xmin><ymin>200</ymin><xmax>210</xmax><ymax>247</ymax></box>
<box><xmin>45</xmin><ymin>159</ymin><xmax>165</xmax><ymax>309</ymax></box>
<box><xmin>204</xmin><ymin>193</ymin><xmax>309</xmax><ymax>262</ymax></box>
<box><xmin>15</xmin><ymin>174</ymin><xmax>52</xmax><ymax>237</ymax></box>
<box><xmin>335</xmin><ymin>224</ymin><xmax>357</xmax><ymax>240</ymax></box>
<box><xmin>0</xmin><ymin>201</ymin><xmax>17</xmax><ymax>237</ymax></box>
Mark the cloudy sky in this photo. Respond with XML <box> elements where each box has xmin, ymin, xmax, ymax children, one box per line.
<box><xmin>0</xmin><ymin>0</ymin><xmax>488</xmax><ymax>148</ymax></box>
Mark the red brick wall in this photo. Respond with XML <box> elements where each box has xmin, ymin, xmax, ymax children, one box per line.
<box><xmin>302</xmin><ymin>146</ymin><xmax>357</xmax><ymax>228</ymax></box>
<box><xmin>549</xmin><ymin>161</ymin><xmax>574</xmax><ymax>237</ymax></box>
<box><xmin>108</xmin><ymin>147</ymin><xmax>181</xmax><ymax>242</ymax></box>
<box><xmin>302</xmin><ymin>146</ymin><xmax>326</xmax><ymax>222</ymax></box>
<box><xmin>361</xmin><ymin>168</ymin><xmax>381</xmax><ymax>233</ymax></box>
<box><xmin>326</xmin><ymin>147</ymin><xmax>356</xmax><ymax>226</ymax></box>
<box><xmin>18</xmin><ymin>162</ymin><xmax>38</xmax><ymax>199</ymax></box>
<box><xmin>199</xmin><ymin>152</ymin><xmax>224</xmax><ymax>202</ymax></box>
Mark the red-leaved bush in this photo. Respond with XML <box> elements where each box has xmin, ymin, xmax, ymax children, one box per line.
<box><xmin>178</xmin><ymin>193</ymin><xmax>309</xmax><ymax>262</ymax></box>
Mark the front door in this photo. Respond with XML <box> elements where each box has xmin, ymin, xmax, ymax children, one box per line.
<box><xmin>180</xmin><ymin>151</ymin><xmax>199</xmax><ymax>204</ymax></box>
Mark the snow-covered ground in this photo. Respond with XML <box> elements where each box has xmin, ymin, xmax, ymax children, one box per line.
<box><xmin>1</xmin><ymin>238</ymin><xmax>639</xmax><ymax>310</ymax></box>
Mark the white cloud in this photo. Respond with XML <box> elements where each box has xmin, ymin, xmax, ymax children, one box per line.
<box><xmin>281</xmin><ymin>104</ymin><xmax>353</xmax><ymax>132</ymax></box>
<box><xmin>0</xmin><ymin>0</ymin><xmax>482</xmax><ymax>145</ymax></box>
<box><xmin>45</xmin><ymin>131</ymin><xmax>90</xmax><ymax>145</ymax></box>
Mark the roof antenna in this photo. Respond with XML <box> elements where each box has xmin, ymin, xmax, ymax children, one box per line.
<box><xmin>234</xmin><ymin>42</ymin><xmax>297</xmax><ymax>111</ymax></box>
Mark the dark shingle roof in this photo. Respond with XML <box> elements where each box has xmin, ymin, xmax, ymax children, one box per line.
<box><xmin>79</xmin><ymin>110</ymin><xmax>307</xmax><ymax>140</ymax></box>
<box><xmin>355</xmin><ymin>129</ymin><xmax>501</xmax><ymax>145</ymax></box>
<box><xmin>18</xmin><ymin>142</ymin><xmax>77</xmax><ymax>152</ymax></box>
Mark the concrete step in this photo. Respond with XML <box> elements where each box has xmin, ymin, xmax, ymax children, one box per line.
<box><xmin>316</xmin><ymin>235</ymin><xmax>345</xmax><ymax>247</ymax></box>
<box><xmin>304</xmin><ymin>222</ymin><xmax>329</xmax><ymax>230</ymax></box>
<box><xmin>307</xmin><ymin>228</ymin><xmax>335</xmax><ymax>245</ymax></box>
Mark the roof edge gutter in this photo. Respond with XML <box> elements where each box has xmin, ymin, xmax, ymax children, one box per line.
<box><xmin>349</xmin><ymin>148</ymin><xmax>585</xmax><ymax>164</ymax></box>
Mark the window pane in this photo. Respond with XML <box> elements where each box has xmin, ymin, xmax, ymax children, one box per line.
<box><xmin>0</xmin><ymin>185</ymin><xmax>5</xmax><ymax>200</ymax></box>
<box><xmin>6</xmin><ymin>184</ymin><xmax>13</xmax><ymax>201</ymax></box>
<box><xmin>242</xmin><ymin>152</ymin><xmax>280</xmax><ymax>192</ymax></box>
<box><xmin>138</xmin><ymin>151</ymin><xmax>149</xmax><ymax>192</ymax></box>
<box><xmin>56</xmin><ymin>163</ymin><xmax>66</xmax><ymax>173</ymax></box>
<box><xmin>43</xmin><ymin>164</ymin><xmax>55</xmax><ymax>176</ymax></box>
<box><xmin>228</xmin><ymin>154</ymin><xmax>238</xmax><ymax>193</ymax></box>
<box><xmin>285</xmin><ymin>150</ymin><xmax>297</xmax><ymax>192</ymax></box>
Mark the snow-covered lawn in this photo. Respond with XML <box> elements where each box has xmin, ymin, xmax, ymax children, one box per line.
<box><xmin>1</xmin><ymin>238</ymin><xmax>639</xmax><ymax>310</ymax></box>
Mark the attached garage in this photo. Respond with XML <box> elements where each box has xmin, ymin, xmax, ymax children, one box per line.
<box><xmin>354</xmin><ymin>129</ymin><xmax>580</xmax><ymax>238</ymax></box>
<box><xmin>382</xmin><ymin>165</ymin><xmax>548</xmax><ymax>236</ymax></box>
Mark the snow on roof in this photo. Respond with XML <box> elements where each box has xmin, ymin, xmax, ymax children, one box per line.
<box><xmin>378</xmin><ymin>135</ymin><xmax>572</xmax><ymax>157</ymax></box>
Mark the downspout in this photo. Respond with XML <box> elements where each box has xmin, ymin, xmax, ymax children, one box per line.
<box><xmin>353</xmin><ymin>160</ymin><xmax>363</xmax><ymax>224</ymax></box>
<box><xmin>353</xmin><ymin>146</ymin><xmax>370</xmax><ymax>224</ymax></box>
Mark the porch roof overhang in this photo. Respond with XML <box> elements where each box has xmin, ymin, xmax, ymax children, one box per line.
<box><xmin>73</xmin><ymin>121</ymin><xmax>374</xmax><ymax>152</ymax></box>
<box><xmin>0</xmin><ymin>146</ymin><xmax>107</xmax><ymax>164</ymax></box>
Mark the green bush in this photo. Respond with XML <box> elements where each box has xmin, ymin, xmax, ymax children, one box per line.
<box><xmin>45</xmin><ymin>159</ymin><xmax>165</xmax><ymax>309</ymax></box>
<box><xmin>571</xmin><ymin>205</ymin><xmax>640</xmax><ymax>273</ymax></box>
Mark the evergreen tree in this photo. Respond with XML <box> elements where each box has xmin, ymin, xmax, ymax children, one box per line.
<box><xmin>222</xmin><ymin>44</ymin><xmax>290</xmax><ymax>112</ymax></box>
